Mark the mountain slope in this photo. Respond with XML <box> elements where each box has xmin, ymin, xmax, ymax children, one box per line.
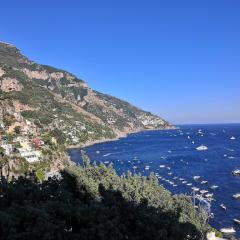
<box><xmin>0</xmin><ymin>42</ymin><xmax>174</xmax><ymax>146</ymax></box>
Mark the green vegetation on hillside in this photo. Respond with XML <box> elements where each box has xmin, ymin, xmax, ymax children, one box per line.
<box><xmin>0</xmin><ymin>154</ymin><xmax>210</xmax><ymax>240</ymax></box>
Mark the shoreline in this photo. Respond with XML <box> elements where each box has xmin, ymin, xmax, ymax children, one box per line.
<box><xmin>66</xmin><ymin>126</ymin><xmax>177</xmax><ymax>150</ymax></box>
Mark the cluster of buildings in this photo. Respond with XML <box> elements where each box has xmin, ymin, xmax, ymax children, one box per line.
<box><xmin>0</xmin><ymin>119</ymin><xmax>45</xmax><ymax>163</ymax></box>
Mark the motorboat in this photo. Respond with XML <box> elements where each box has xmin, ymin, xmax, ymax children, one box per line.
<box><xmin>232</xmin><ymin>169</ymin><xmax>240</xmax><ymax>176</ymax></box>
<box><xmin>220</xmin><ymin>204</ymin><xmax>227</xmax><ymax>210</ymax></box>
<box><xmin>210</xmin><ymin>185</ymin><xmax>219</xmax><ymax>190</ymax></box>
<box><xmin>230</xmin><ymin>136</ymin><xmax>236</xmax><ymax>140</ymax></box>
<box><xmin>191</xmin><ymin>187</ymin><xmax>199</xmax><ymax>191</ymax></box>
<box><xmin>233</xmin><ymin>219</ymin><xmax>240</xmax><ymax>224</ymax></box>
<box><xmin>220</xmin><ymin>227</ymin><xmax>236</xmax><ymax>234</ymax></box>
<box><xmin>193</xmin><ymin>176</ymin><xmax>200</xmax><ymax>180</ymax></box>
<box><xmin>200</xmin><ymin>190</ymin><xmax>208</xmax><ymax>194</ymax></box>
<box><xmin>196</xmin><ymin>145</ymin><xmax>208</xmax><ymax>151</ymax></box>
<box><xmin>159</xmin><ymin>165</ymin><xmax>165</xmax><ymax>168</ymax></box>
<box><xmin>233</xmin><ymin>193</ymin><xmax>240</xmax><ymax>200</ymax></box>
<box><xmin>201</xmin><ymin>180</ymin><xmax>208</xmax><ymax>184</ymax></box>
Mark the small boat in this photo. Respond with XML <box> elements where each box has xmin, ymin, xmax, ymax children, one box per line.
<box><xmin>193</xmin><ymin>176</ymin><xmax>200</xmax><ymax>180</ymax></box>
<box><xmin>230</xmin><ymin>136</ymin><xmax>236</xmax><ymax>140</ymax></box>
<box><xmin>167</xmin><ymin>172</ymin><xmax>172</xmax><ymax>175</ymax></box>
<box><xmin>187</xmin><ymin>183</ymin><xmax>192</xmax><ymax>186</ymax></box>
<box><xmin>196</xmin><ymin>145</ymin><xmax>208</xmax><ymax>151</ymax></box>
<box><xmin>200</xmin><ymin>190</ymin><xmax>208</xmax><ymax>194</ymax></box>
<box><xmin>233</xmin><ymin>219</ymin><xmax>240</xmax><ymax>224</ymax></box>
<box><xmin>220</xmin><ymin>227</ymin><xmax>236</xmax><ymax>234</ymax></box>
<box><xmin>233</xmin><ymin>193</ymin><xmax>240</xmax><ymax>200</ymax></box>
<box><xmin>220</xmin><ymin>204</ymin><xmax>227</xmax><ymax>210</ymax></box>
<box><xmin>182</xmin><ymin>181</ymin><xmax>187</xmax><ymax>184</ymax></box>
<box><xmin>232</xmin><ymin>169</ymin><xmax>240</xmax><ymax>176</ymax></box>
<box><xmin>132</xmin><ymin>166</ymin><xmax>138</xmax><ymax>170</ymax></box>
<box><xmin>205</xmin><ymin>193</ymin><xmax>213</xmax><ymax>198</ymax></box>
<box><xmin>210</xmin><ymin>185</ymin><xmax>219</xmax><ymax>190</ymax></box>
<box><xmin>145</xmin><ymin>166</ymin><xmax>150</xmax><ymax>170</ymax></box>
<box><xmin>159</xmin><ymin>165</ymin><xmax>165</xmax><ymax>168</ymax></box>
<box><xmin>201</xmin><ymin>180</ymin><xmax>208</xmax><ymax>184</ymax></box>
<box><xmin>191</xmin><ymin>187</ymin><xmax>199</xmax><ymax>191</ymax></box>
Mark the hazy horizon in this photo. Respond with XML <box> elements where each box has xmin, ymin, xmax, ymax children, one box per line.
<box><xmin>1</xmin><ymin>0</ymin><xmax>239</xmax><ymax>124</ymax></box>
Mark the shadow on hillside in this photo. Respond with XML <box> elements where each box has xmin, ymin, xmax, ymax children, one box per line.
<box><xmin>0</xmin><ymin>171</ymin><xmax>204</xmax><ymax>240</ymax></box>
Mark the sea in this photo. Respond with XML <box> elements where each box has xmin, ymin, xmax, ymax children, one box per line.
<box><xmin>68</xmin><ymin>124</ymin><xmax>240</xmax><ymax>237</ymax></box>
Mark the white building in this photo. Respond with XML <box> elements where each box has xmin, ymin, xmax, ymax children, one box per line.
<box><xmin>18</xmin><ymin>148</ymin><xmax>40</xmax><ymax>163</ymax></box>
<box><xmin>1</xmin><ymin>144</ymin><xmax>13</xmax><ymax>155</ymax></box>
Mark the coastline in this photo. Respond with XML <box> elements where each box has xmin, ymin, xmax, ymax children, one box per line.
<box><xmin>66</xmin><ymin>126</ymin><xmax>177</xmax><ymax>150</ymax></box>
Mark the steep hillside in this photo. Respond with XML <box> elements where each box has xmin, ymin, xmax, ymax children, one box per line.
<box><xmin>0</xmin><ymin>42</ymin><xmax>174</xmax><ymax>146</ymax></box>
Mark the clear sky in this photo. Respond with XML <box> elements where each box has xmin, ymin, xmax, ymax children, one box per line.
<box><xmin>1</xmin><ymin>0</ymin><xmax>240</xmax><ymax>124</ymax></box>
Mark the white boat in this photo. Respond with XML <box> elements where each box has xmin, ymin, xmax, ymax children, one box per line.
<box><xmin>191</xmin><ymin>187</ymin><xmax>199</xmax><ymax>191</ymax></box>
<box><xmin>200</xmin><ymin>190</ymin><xmax>208</xmax><ymax>194</ymax></box>
<box><xmin>205</xmin><ymin>193</ymin><xmax>213</xmax><ymax>198</ymax></box>
<box><xmin>182</xmin><ymin>181</ymin><xmax>187</xmax><ymax>184</ymax></box>
<box><xmin>210</xmin><ymin>185</ymin><xmax>219</xmax><ymax>190</ymax></box>
<box><xmin>187</xmin><ymin>183</ymin><xmax>192</xmax><ymax>186</ymax></box>
<box><xmin>233</xmin><ymin>193</ymin><xmax>240</xmax><ymax>199</ymax></box>
<box><xmin>220</xmin><ymin>204</ymin><xmax>227</xmax><ymax>210</ymax></box>
<box><xmin>193</xmin><ymin>176</ymin><xmax>201</xmax><ymax>180</ymax></box>
<box><xmin>196</xmin><ymin>145</ymin><xmax>208</xmax><ymax>151</ymax></box>
<box><xmin>230</xmin><ymin>136</ymin><xmax>236</xmax><ymax>140</ymax></box>
<box><xmin>220</xmin><ymin>227</ymin><xmax>236</xmax><ymax>234</ymax></box>
<box><xmin>232</xmin><ymin>169</ymin><xmax>240</xmax><ymax>176</ymax></box>
<box><xmin>233</xmin><ymin>219</ymin><xmax>240</xmax><ymax>224</ymax></box>
<box><xmin>159</xmin><ymin>165</ymin><xmax>165</xmax><ymax>168</ymax></box>
<box><xmin>201</xmin><ymin>180</ymin><xmax>208</xmax><ymax>184</ymax></box>
<box><xmin>145</xmin><ymin>166</ymin><xmax>150</xmax><ymax>170</ymax></box>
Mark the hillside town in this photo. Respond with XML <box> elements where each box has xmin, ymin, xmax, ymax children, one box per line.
<box><xmin>0</xmin><ymin>113</ymin><xmax>66</xmax><ymax>181</ymax></box>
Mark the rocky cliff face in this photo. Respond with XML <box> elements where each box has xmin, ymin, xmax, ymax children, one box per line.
<box><xmin>0</xmin><ymin>42</ymin><xmax>174</xmax><ymax>145</ymax></box>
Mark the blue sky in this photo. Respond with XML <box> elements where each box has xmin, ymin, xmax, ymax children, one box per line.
<box><xmin>1</xmin><ymin>0</ymin><xmax>240</xmax><ymax>124</ymax></box>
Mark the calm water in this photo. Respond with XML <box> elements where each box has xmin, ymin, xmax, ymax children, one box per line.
<box><xmin>69</xmin><ymin>124</ymin><xmax>240</xmax><ymax>237</ymax></box>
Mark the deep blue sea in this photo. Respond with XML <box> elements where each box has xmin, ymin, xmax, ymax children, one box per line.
<box><xmin>69</xmin><ymin>124</ymin><xmax>240</xmax><ymax>237</ymax></box>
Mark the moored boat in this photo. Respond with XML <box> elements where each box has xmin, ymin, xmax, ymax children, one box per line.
<box><xmin>196</xmin><ymin>145</ymin><xmax>208</xmax><ymax>151</ymax></box>
<box><xmin>233</xmin><ymin>193</ymin><xmax>240</xmax><ymax>200</ymax></box>
<box><xmin>232</xmin><ymin>169</ymin><xmax>240</xmax><ymax>176</ymax></box>
<box><xmin>220</xmin><ymin>227</ymin><xmax>236</xmax><ymax>234</ymax></box>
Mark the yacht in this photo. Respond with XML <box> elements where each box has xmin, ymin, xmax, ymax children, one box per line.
<box><xmin>196</xmin><ymin>145</ymin><xmax>208</xmax><ymax>151</ymax></box>
<box><xmin>200</xmin><ymin>190</ymin><xmax>208</xmax><ymax>194</ymax></box>
<box><xmin>193</xmin><ymin>176</ymin><xmax>200</xmax><ymax>180</ymax></box>
<box><xmin>230</xmin><ymin>136</ymin><xmax>236</xmax><ymax>140</ymax></box>
<box><xmin>191</xmin><ymin>187</ymin><xmax>199</xmax><ymax>191</ymax></box>
<box><xmin>232</xmin><ymin>169</ymin><xmax>240</xmax><ymax>176</ymax></box>
<box><xmin>210</xmin><ymin>185</ymin><xmax>219</xmax><ymax>190</ymax></box>
<box><xmin>220</xmin><ymin>227</ymin><xmax>236</xmax><ymax>234</ymax></box>
<box><xmin>233</xmin><ymin>193</ymin><xmax>240</xmax><ymax>200</ymax></box>
<box><xmin>205</xmin><ymin>193</ymin><xmax>213</xmax><ymax>198</ymax></box>
<box><xmin>233</xmin><ymin>219</ymin><xmax>240</xmax><ymax>224</ymax></box>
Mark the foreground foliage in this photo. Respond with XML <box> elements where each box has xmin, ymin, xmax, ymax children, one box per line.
<box><xmin>0</xmin><ymin>156</ymin><xmax>210</xmax><ymax>240</ymax></box>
